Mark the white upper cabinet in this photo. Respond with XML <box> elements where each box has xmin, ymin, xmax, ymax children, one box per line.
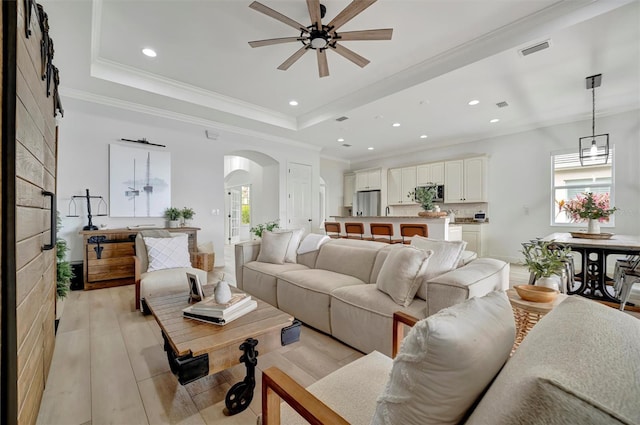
<box><xmin>355</xmin><ymin>169</ymin><xmax>382</xmax><ymax>191</ymax></box>
<box><xmin>416</xmin><ymin>162</ymin><xmax>445</xmax><ymax>185</ymax></box>
<box><xmin>444</xmin><ymin>157</ymin><xmax>487</xmax><ymax>203</ymax></box>
<box><xmin>387</xmin><ymin>167</ymin><xmax>417</xmax><ymax>205</ymax></box>
<box><xmin>343</xmin><ymin>173</ymin><xmax>355</xmax><ymax>207</ymax></box>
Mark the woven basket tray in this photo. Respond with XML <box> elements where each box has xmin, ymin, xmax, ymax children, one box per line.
<box><xmin>417</xmin><ymin>211</ymin><xmax>448</xmax><ymax>218</ymax></box>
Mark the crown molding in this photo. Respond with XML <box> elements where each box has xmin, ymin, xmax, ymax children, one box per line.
<box><xmin>60</xmin><ymin>87</ymin><xmax>321</xmax><ymax>152</ymax></box>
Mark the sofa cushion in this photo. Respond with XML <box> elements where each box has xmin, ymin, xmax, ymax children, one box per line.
<box><xmin>371</xmin><ymin>290</ymin><xmax>515</xmax><ymax>425</ymax></box>
<box><xmin>331</xmin><ymin>284</ymin><xmax>427</xmax><ymax>356</ymax></box>
<box><xmin>410</xmin><ymin>236</ymin><xmax>467</xmax><ymax>300</ymax></box>
<box><xmin>277</xmin><ymin>269</ymin><xmax>366</xmax><ymax>334</ymax></box>
<box><xmin>243</xmin><ymin>261</ymin><xmax>308</xmax><ymax>307</ymax></box>
<box><xmin>274</xmin><ymin>228</ymin><xmax>305</xmax><ymax>263</ymax></box>
<box><xmin>279</xmin><ymin>351</ymin><xmax>393</xmax><ymax>425</ymax></box>
<box><xmin>466</xmin><ymin>296</ymin><xmax>640</xmax><ymax>425</ymax></box>
<box><xmin>144</xmin><ymin>234</ymin><xmax>191</xmax><ymax>272</ymax></box>
<box><xmin>315</xmin><ymin>243</ymin><xmax>382</xmax><ymax>283</ymax></box>
<box><xmin>257</xmin><ymin>231</ymin><xmax>292</xmax><ymax>264</ymax></box>
<box><xmin>376</xmin><ymin>245</ymin><xmax>433</xmax><ymax>307</ymax></box>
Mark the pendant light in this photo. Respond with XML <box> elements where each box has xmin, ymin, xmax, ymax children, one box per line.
<box><xmin>579</xmin><ymin>74</ymin><xmax>609</xmax><ymax>166</ymax></box>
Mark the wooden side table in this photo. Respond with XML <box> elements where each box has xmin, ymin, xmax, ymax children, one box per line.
<box><xmin>507</xmin><ymin>288</ymin><xmax>568</xmax><ymax>354</ymax></box>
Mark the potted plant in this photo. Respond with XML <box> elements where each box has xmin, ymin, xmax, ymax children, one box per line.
<box><xmin>181</xmin><ymin>207</ymin><xmax>195</xmax><ymax>227</ymax></box>
<box><xmin>521</xmin><ymin>239</ymin><xmax>572</xmax><ymax>291</ymax></box>
<box><xmin>250</xmin><ymin>220</ymin><xmax>280</xmax><ymax>239</ymax></box>
<box><xmin>55</xmin><ymin>212</ymin><xmax>73</xmax><ymax>328</ymax></box>
<box><xmin>407</xmin><ymin>185</ymin><xmax>437</xmax><ymax>215</ymax></box>
<box><xmin>164</xmin><ymin>207</ymin><xmax>182</xmax><ymax>228</ymax></box>
<box><xmin>561</xmin><ymin>192</ymin><xmax>617</xmax><ymax>234</ymax></box>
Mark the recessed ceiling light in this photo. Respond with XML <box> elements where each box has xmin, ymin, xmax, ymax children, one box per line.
<box><xmin>420</xmin><ymin>134</ymin><xmax>428</xmax><ymax>139</ymax></box>
<box><xmin>392</xmin><ymin>122</ymin><xmax>401</xmax><ymax>127</ymax></box>
<box><xmin>337</xmin><ymin>138</ymin><xmax>345</xmax><ymax>142</ymax></box>
<box><xmin>490</xmin><ymin>118</ymin><xmax>500</xmax><ymax>123</ymax></box>
<box><xmin>288</xmin><ymin>100</ymin><xmax>298</xmax><ymax>106</ymax></box>
<box><xmin>468</xmin><ymin>100</ymin><xmax>480</xmax><ymax>106</ymax></box>
<box><xmin>368</xmin><ymin>147</ymin><xmax>375</xmax><ymax>150</ymax></box>
<box><xmin>142</xmin><ymin>48</ymin><xmax>157</xmax><ymax>57</ymax></box>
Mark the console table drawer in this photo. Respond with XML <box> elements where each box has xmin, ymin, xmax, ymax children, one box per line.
<box><xmin>87</xmin><ymin>257</ymin><xmax>135</xmax><ymax>282</ymax></box>
<box><xmin>86</xmin><ymin>241</ymin><xmax>135</xmax><ymax>260</ymax></box>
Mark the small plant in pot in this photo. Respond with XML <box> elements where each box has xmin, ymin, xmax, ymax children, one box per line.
<box><xmin>408</xmin><ymin>185</ymin><xmax>437</xmax><ymax>214</ymax></box>
<box><xmin>164</xmin><ymin>207</ymin><xmax>182</xmax><ymax>228</ymax></box>
<box><xmin>250</xmin><ymin>220</ymin><xmax>279</xmax><ymax>239</ymax></box>
<box><xmin>181</xmin><ymin>207</ymin><xmax>195</xmax><ymax>227</ymax></box>
<box><xmin>521</xmin><ymin>239</ymin><xmax>572</xmax><ymax>291</ymax></box>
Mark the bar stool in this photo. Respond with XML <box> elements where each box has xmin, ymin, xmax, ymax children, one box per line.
<box><xmin>324</xmin><ymin>221</ymin><xmax>342</xmax><ymax>239</ymax></box>
<box><xmin>400</xmin><ymin>224</ymin><xmax>428</xmax><ymax>244</ymax></box>
<box><xmin>369</xmin><ymin>223</ymin><xmax>402</xmax><ymax>244</ymax></box>
<box><xmin>344</xmin><ymin>222</ymin><xmax>371</xmax><ymax>240</ymax></box>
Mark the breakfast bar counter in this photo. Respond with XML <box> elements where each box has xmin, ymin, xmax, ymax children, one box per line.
<box><xmin>328</xmin><ymin>215</ymin><xmax>453</xmax><ymax>240</ymax></box>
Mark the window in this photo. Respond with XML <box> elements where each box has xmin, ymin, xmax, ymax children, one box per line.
<box><xmin>241</xmin><ymin>185</ymin><xmax>251</xmax><ymax>225</ymax></box>
<box><xmin>551</xmin><ymin>149</ymin><xmax>614</xmax><ymax>225</ymax></box>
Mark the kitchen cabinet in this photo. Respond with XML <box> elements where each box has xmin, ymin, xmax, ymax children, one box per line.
<box><xmin>448</xmin><ymin>225</ymin><xmax>463</xmax><ymax>241</ymax></box>
<box><xmin>461</xmin><ymin>224</ymin><xmax>487</xmax><ymax>256</ymax></box>
<box><xmin>416</xmin><ymin>161</ymin><xmax>445</xmax><ymax>185</ymax></box>
<box><xmin>343</xmin><ymin>173</ymin><xmax>355</xmax><ymax>207</ymax></box>
<box><xmin>444</xmin><ymin>156</ymin><xmax>487</xmax><ymax>203</ymax></box>
<box><xmin>387</xmin><ymin>167</ymin><xmax>417</xmax><ymax>205</ymax></box>
<box><xmin>356</xmin><ymin>169</ymin><xmax>382</xmax><ymax>191</ymax></box>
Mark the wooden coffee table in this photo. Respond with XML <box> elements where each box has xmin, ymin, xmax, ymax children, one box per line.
<box><xmin>145</xmin><ymin>287</ymin><xmax>299</xmax><ymax>415</ymax></box>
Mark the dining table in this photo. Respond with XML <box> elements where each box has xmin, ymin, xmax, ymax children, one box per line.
<box><xmin>542</xmin><ymin>232</ymin><xmax>640</xmax><ymax>303</ymax></box>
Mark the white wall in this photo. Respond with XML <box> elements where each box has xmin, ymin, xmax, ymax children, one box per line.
<box><xmin>351</xmin><ymin>110</ymin><xmax>640</xmax><ymax>262</ymax></box>
<box><xmin>57</xmin><ymin>98</ymin><xmax>322</xmax><ymax>266</ymax></box>
<box><xmin>320</xmin><ymin>157</ymin><xmax>351</xmax><ymax>219</ymax></box>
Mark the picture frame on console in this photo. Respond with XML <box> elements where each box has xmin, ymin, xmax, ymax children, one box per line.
<box><xmin>187</xmin><ymin>272</ymin><xmax>204</xmax><ymax>302</ymax></box>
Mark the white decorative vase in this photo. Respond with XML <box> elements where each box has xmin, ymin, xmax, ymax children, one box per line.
<box><xmin>214</xmin><ymin>280</ymin><xmax>232</xmax><ymax>304</ymax></box>
<box><xmin>536</xmin><ymin>276</ymin><xmax>561</xmax><ymax>292</ymax></box>
<box><xmin>168</xmin><ymin>219</ymin><xmax>180</xmax><ymax>228</ymax></box>
<box><xmin>587</xmin><ymin>218</ymin><xmax>601</xmax><ymax>234</ymax></box>
<box><xmin>182</xmin><ymin>219</ymin><xmax>192</xmax><ymax>227</ymax></box>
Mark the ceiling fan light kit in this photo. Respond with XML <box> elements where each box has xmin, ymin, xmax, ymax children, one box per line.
<box><xmin>248</xmin><ymin>0</ymin><xmax>393</xmax><ymax>78</ymax></box>
<box><xmin>579</xmin><ymin>74</ymin><xmax>610</xmax><ymax>166</ymax></box>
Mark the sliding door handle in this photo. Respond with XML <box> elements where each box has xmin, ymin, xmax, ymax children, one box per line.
<box><xmin>42</xmin><ymin>190</ymin><xmax>56</xmax><ymax>250</ymax></box>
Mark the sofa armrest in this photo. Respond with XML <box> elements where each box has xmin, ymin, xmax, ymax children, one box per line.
<box><xmin>262</xmin><ymin>366</ymin><xmax>349</xmax><ymax>425</ymax></box>
<box><xmin>234</xmin><ymin>240</ymin><xmax>261</xmax><ymax>290</ymax></box>
<box><xmin>392</xmin><ymin>311</ymin><xmax>418</xmax><ymax>358</ymax></box>
<box><xmin>426</xmin><ymin>258</ymin><xmax>510</xmax><ymax>316</ymax></box>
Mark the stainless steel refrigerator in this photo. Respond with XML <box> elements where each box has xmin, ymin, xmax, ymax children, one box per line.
<box><xmin>354</xmin><ymin>190</ymin><xmax>381</xmax><ymax>216</ymax></box>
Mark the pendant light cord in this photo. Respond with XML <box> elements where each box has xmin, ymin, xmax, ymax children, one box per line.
<box><xmin>591</xmin><ymin>77</ymin><xmax>596</xmax><ymax>137</ymax></box>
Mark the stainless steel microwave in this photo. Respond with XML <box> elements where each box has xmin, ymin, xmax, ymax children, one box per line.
<box><xmin>415</xmin><ymin>184</ymin><xmax>444</xmax><ymax>202</ymax></box>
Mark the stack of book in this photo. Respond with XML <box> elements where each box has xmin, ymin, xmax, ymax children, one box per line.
<box><xmin>182</xmin><ymin>293</ymin><xmax>257</xmax><ymax>325</ymax></box>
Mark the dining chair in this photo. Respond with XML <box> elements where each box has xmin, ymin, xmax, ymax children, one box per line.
<box><xmin>399</xmin><ymin>223</ymin><xmax>428</xmax><ymax>244</ymax></box>
<box><xmin>324</xmin><ymin>221</ymin><xmax>343</xmax><ymax>239</ymax></box>
<box><xmin>369</xmin><ymin>223</ymin><xmax>402</xmax><ymax>244</ymax></box>
<box><xmin>614</xmin><ymin>255</ymin><xmax>640</xmax><ymax>311</ymax></box>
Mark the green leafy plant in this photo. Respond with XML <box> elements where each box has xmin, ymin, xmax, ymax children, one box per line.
<box><xmin>181</xmin><ymin>207</ymin><xmax>195</xmax><ymax>220</ymax></box>
<box><xmin>521</xmin><ymin>239</ymin><xmax>572</xmax><ymax>279</ymax></box>
<box><xmin>250</xmin><ymin>220</ymin><xmax>280</xmax><ymax>238</ymax></box>
<box><xmin>164</xmin><ymin>207</ymin><xmax>182</xmax><ymax>221</ymax></box>
<box><xmin>408</xmin><ymin>185</ymin><xmax>437</xmax><ymax>211</ymax></box>
<box><xmin>56</xmin><ymin>212</ymin><xmax>73</xmax><ymax>299</ymax></box>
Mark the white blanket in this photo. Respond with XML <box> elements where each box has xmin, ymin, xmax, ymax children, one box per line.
<box><xmin>297</xmin><ymin>234</ymin><xmax>330</xmax><ymax>255</ymax></box>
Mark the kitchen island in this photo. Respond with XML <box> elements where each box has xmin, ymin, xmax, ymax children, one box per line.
<box><xmin>328</xmin><ymin>216</ymin><xmax>452</xmax><ymax>240</ymax></box>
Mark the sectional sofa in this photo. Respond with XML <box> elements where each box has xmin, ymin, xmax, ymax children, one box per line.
<box><xmin>235</xmin><ymin>236</ymin><xmax>509</xmax><ymax>356</ymax></box>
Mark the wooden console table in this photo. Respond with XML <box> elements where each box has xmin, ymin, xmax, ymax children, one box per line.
<box><xmin>80</xmin><ymin>227</ymin><xmax>199</xmax><ymax>290</ymax></box>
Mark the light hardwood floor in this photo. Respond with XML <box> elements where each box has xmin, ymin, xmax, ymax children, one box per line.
<box><xmin>36</xmin><ymin>248</ymin><xmax>635</xmax><ymax>424</ymax></box>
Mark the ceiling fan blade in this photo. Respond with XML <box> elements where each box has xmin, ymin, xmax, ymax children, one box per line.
<box><xmin>331</xmin><ymin>43</ymin><xmax>370</xmax><ymax>68</ymax></box>
<box><xmin>249</xmin><ymin>37</ymin><xmax>303</xmax><ymax>48</ymax></box>
<box><xmin>277</xmin><ymin>46</ymin><xmax>310</xmax><ymax>71</ymax></box>
<box><xmin>317</xmin><ymin>49</ymin><xmax>329</xmax><ymax>78</ymax></box>
<box><xmin>327</xmin><ymin>0</ymin><xmax>376</xmax><ymax>32</ymax></box>
<box><xmin>249</xmin><ymin>1</ymin><xmax>309</xmax><ymax>33</ymax></box>
<box><xmin>335</xmin><ymin>28</ymin><xmax>393</xmax><ymax>41</ymax></box>
<box><xmin>306</xmin><ymin>0</ymin><xmax>322</xmax><ymax>27</ymax></box>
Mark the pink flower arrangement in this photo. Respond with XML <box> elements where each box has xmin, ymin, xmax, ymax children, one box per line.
<box><xmin>562</xmin><ymin>192</ymin><xmax>617</xmax><ymax>222</ymax></box>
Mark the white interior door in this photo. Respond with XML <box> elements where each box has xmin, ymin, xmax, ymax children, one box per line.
<box><xmin>287</xmin><ymin>163</ymin><xmax>312</xmax><ymax>232</ymax></box>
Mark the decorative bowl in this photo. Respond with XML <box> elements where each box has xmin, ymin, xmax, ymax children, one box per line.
<box><xmin>514</xmin><ymin>285</ymin><xmax>559</xmax><ymax>303</ymax></box>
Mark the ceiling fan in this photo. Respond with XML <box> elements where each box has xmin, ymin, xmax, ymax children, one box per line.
<box><xmin>248</xmin><ymin>0</ymin><xmax>393</xmax><ymax>78</ymax></box>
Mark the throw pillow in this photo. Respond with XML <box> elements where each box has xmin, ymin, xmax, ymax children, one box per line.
<box><xmin>410</xmin><ymin>236</ymin><xmax>467</xmax><ymax>300</ymax></box>
<box><xmin>376</xmin><ymin>245</ymin><xmax>433</xmax><ymax>307</ymax></box>
<box><xmin>371</xmin><ymin>291</ymin><xmax>515</xmax><ymax>425</ymax></box>
<box><xmin>256</xmin><ymin>231</ymin><xmax>293</xmax><ymax>265</ymax></box>
<box><xmin>274</xmin><ymin>228</ymin><xmax>305</xmax><ymax>263</ymax></box>
<box><xmin>144</xmin><ymin>234</ymin><xmax>191</xmax><ymax>272</ymax></box>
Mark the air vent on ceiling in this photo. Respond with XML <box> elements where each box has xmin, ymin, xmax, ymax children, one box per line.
<box><xmin>336</xmin><ymin>116</ymin><xmax>349</xmax><ymax>122</ymax></box>
<box><xmin>341</xmin><ymin>143</ymin><xmax>352</xmax><ymax>147</ymax></box>
<box><xmin>519</xmin><ymin>40</ymin><xmax>551</xmax><ymax>57</ymax></box>
<box><xmin>496</xmin><ymin>101</ymin><xmax>509</xmax><ymax>108</ymax></box>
